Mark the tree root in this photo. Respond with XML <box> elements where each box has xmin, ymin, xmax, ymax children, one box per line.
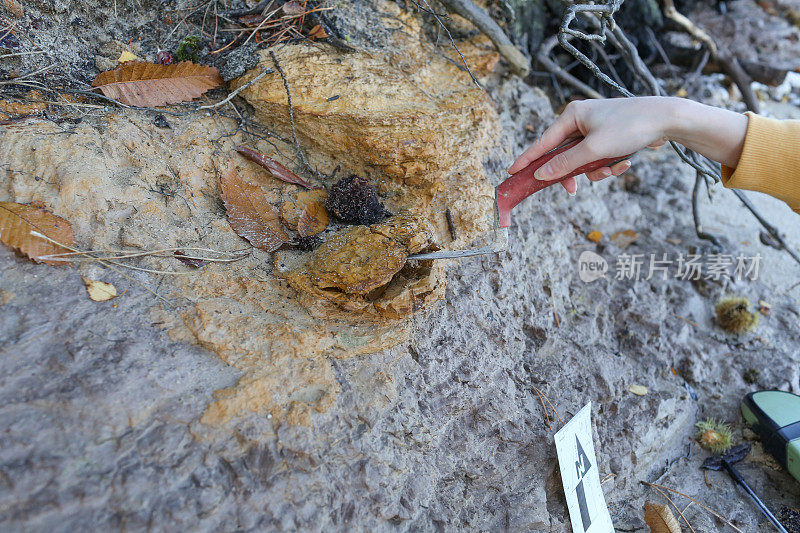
<box><xmin>437</xmin><ymin>0</ymin><xmax>530</xmax><ymax>77</ymax></box>
<box><xmin>536</xmin><ymin>36</ymin><xmax>602</xmax><ymax>99</ymax></box>
<box><xmin>553</xmin><ymin>1</ymin><xmax>800</xmax><ymax>267</ymax></box>
<box><xmin>661</xmin><ymin>0</ymin><xmax>759</xmax><ymax>112</ymax></box>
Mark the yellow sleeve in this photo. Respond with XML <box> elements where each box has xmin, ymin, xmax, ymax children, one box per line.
<box><xmin>721</xmin><ymin>112</ymin><xmax>800</xmax><ymax>213</ymax></box>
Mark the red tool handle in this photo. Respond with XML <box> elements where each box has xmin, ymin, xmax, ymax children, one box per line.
<box><xmin>496</xmin><ymin>137</ymin><xmax>631</xmax><ymax>227</ymax></box>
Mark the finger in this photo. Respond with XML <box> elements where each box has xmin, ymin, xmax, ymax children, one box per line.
<box><xmin>561</xmin><ymin>176</ymin><xmax>578</xmax><ymax>195</ymax></box>
<box><xmin>533</xmin><ymin>139</ymin><xmax>599</xmax><ymax>181</ymax></box>
<box><xmin>508</xmin><ymin>106</ymin><xmax>580</xmax><ymax>174</ymax></box>
<box><xmin>648</xmin><ymin>139</ymin><xmax>666</xmax><ymax>149</ymax></box>
<box><xmin>609</xmin><ymin>159</ymin><xmax>631</xmax><ymax>176</ymax></box>
<box><xmin>586</xmin><ymin>167</ymin><xmax>612</xmax><ymax>181</ymax></box>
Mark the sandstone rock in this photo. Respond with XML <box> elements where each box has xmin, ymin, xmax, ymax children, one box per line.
<box><xmin>0</xmin><ymin>3</ymin><xmax>501</xmax><ymax>426</ymax></box>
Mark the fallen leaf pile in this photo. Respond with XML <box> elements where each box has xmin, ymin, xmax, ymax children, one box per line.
<box><xmin>225</xmin><ymin>149</ymin><xmax>329</xmax><ymax>251</ymax></box>
<box><xmin>644</xmin><ymin>502</ymin><xmax>682</xmax><ymax>533</ymax></box>
<box><xmin>0</xmin><ymin>201</ymin><xmax>74</xmax><ymax>265</ymax></box>
<box><xmin>220</xmin><ymin>165</ymin><xmax>289</xmax><ymax>252</ymax></box>
<box><xmin>92</xmin><ymin>61</ymin><xmax>223</xmax><ymax>107</ymax></box>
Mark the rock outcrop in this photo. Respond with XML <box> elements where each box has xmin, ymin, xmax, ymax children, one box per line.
<box><xmin>0</xmin><ymin>1</ymin><xmax>501</xmax><ymax>426</ymax></box>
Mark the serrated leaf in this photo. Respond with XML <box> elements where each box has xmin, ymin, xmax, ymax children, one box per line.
<box><xmin>644</xmin><ymin>502</ymin><xmax>682</xmax><ymax>533</ymax></box>
<box><xmin>220</xmin><ymin>164</ymin><xmax>289</xmax><ymax>252</ymax></box>
<box><xmin>92</xmin><ymin>61</ymin><xmax>222</xmax><ymax>107</ymax></box>
<box><xmin>0</xmin><ymin>201</ymin><xmax>74</xmax><ymax>266</ymax></box>
<box><xmin>82</xmin><ymin>277</ymin><xmax>117</xmax><ymax>301</ymax></box>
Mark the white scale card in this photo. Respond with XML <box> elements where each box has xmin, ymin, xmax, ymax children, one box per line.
<box><xmin>554</xmin><ymin>402</ymin><xmax>614</xmax><ymax>533</ymax></box>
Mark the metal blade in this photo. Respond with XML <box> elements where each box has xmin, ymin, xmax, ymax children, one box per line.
<box><xmin>407</xmin><ymin>246</ymin><xmax>499</xmax><ymax>260</ymax></box>
<box><xmin>408</xmin><ymin>228</ymin><xmax>508</xmax><ymax>260</ymax></box>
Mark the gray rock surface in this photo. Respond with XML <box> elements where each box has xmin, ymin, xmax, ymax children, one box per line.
<box><xmin>2</xmin><ymin>75</ymin><xmax>800</xmax><ymax>531</ymax></box>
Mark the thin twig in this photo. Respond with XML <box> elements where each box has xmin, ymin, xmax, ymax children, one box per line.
<box><xmin>198</xmin><ymin>67</ymin><xmax>272</xmax><ymax>109</ymax></box>
<box><xmin>269</xmin><ymin>49</ymin><xmax>318</xmax><ymax>178</ymax></box>
<box><xmin>532</xmin><ymin>386</ymin><xmax>564</xmax><ymax>424</ymax></box>
<box><xmin>649</xmin><ymin>484</ymin><xmax>697</xmax><ymax>533</ymax></box>
<box><xmin>437</xmin><ymin>0</ymin><xmax>530</xmax><ymax>77</ymax></box>
<box><xmin>29</xmin><ymin>231</ymin><xmax>169</xmax><ymax>303</ymax></box>
<box><xmin>412</xmin><ymin>0</ymin><xmax>482</xmax><ymax>88</ymax></box>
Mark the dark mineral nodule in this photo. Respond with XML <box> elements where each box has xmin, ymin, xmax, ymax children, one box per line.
<box><xmin>327</xmin><ymin>175</ymin><xmax>388</xmax><ymax>225</ymax></box>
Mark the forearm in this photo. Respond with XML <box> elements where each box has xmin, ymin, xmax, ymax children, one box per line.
<box><xmin>663</xmin><ymin>97</ymin><xmax>749</xmax><ymax>168</ymax></box>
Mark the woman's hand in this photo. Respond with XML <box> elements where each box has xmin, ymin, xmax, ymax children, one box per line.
<box><xmin>508</xmin><ymin>96</ymin><xmax>748</xmax><ymax>195</ymax></box>
<box><xmin>508</xmin><ymin>97</ymin><xmax>678</xmax><ymax>194</ymax></box>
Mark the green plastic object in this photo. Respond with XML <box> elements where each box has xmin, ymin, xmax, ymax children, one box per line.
<box><xmin>741</xmin><ymin>390</ymin><xmax>800</xmax><ymax>483</ymax></box>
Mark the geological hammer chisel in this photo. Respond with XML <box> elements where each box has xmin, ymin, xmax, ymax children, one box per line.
<box><xmin>408</xmin><ymin>137</ymin><xmax>632</xmax><ymax>260</ymax></box>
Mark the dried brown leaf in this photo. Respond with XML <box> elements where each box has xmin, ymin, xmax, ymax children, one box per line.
<box><xmin>0</xmin><ymin>201</ymin><xmax>74</xmax><ymax>266</ymax></box>
<box><xmin>611</xmin><ymin>229</ymin><xmax>638</xmax><ymax>249</ymax></box>
<box><xmin>4</xmin><ymin>0</ymin><xmax>24</xmax><ymax>18</ymax></box>
<box><xmin>92</xmin><ymin>61</ymin><xmax>223</xmax><ymax>107</ymax></box>
<box><xmin>280</xmin><ymin>189</ymin><xmax>327</xmax><ymax>230</ymax></box>
<box><xmin>282</xmin><ymin>1</ymin><xmax>305</xmax><ymax>15</ymax></box>
<box><xmin>308</xmin><ymin>24</ymin><xmax>329</xmax><ymax>39</ymax></box>
<box><xmin>82</xmin><ymin>277</ymin><xmax>117</xmax><ymax>302</ymax></box>
<box><xmin>644</xmin><ymin>502</ymin><xmax>682</xmax><ymax>533</ymax></box>
<box><xmin>220</xmin><ymin>164</ymin><xmax>289</xmax><ymax>252</ymax></box>
<box><xmin>297</xmin><ymin>202</ymin><xmax>328</xmax><ymax>237</ymax></box>
<box><xmin>174</xmin><ymin>250</ymin><xmax>206</xmax><ymax>268</ymax></box>
<box><xmin>235</xmin><ymin>147</ymin><xmax>313</xmax><ymax>189</ymax></box>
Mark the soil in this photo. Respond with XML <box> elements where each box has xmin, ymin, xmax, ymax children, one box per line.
<box><xmin>1</xmin><ymin>0</ymin><xmax>800</xmax><ymax>531</ymax></box>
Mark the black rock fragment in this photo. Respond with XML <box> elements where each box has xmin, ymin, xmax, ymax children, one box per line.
<box><xmin>327</xmin><ymin>175</ymin><xmax>388</xmax><ymax>225</ymax></box>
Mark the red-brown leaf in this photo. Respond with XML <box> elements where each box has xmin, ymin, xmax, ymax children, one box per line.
<box><xmin>282</xmin><ymin>1</ymin><xmax>305</xmax><ymax>16</ymax></box>
<box><xmin>173</xmin><ymin>250</ymin><xmax>207</xmax><ymax>268</ymax></box>
<box><xmin>297</xmin><ymin>196</ymin><xmax>329</xmax><ymax>237</ymax></box>
<box><xmin>0</xmin><ymin>201</ymin><xmax>74</xmax><ymax>266</ymax></box>
<box><xmin>308</xmin><ymin>24</ymin><xmax>328</xmax><ymax>39</ymax></box>
<box><xmin>235</xmin><ymin>146</ymin><xmax>313</xmax><ymax>189</ymax></box>
<box><xmin>219</xmin><ymin>164</ymin><xmax>289</xmax><ymax>252</ymax></box>
<box><xmin>92</xmin><ymin>61</ymin><xmax>223</xmax><ymax>107</ymax></box>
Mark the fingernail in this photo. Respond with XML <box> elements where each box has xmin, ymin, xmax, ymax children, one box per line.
<box><xmin>568</xmin><ymin>190</ymin><xmax>576</xmax><ymax>197</ymax></box>
<box><xmin>601</xmin><ymin>169</ymin><xmax>612</xmax><ymax>177</ymax></box>
<box><xmin>621</xmin><ymin>160</ymin><xmax>632</xmax><ymax>169</ymax></box>
<box><xmin>534</xmin><ymin>163</ymin><xmax>552</xmax><ymax>180</ymax></box>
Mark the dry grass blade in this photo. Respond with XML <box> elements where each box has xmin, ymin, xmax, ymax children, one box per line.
<box><xmin>645</xmin><ymin>502</ymin><xmax>683</xmax><ymax>533</ymax></box>
<box><xmin>220</xmin><ymin>163</ymin><xmax>289</xmax><ymax>252</ymax></box>
<box><xmin>92</xmin><ymin>61</ymin><xmax>223</xmax><ymax>107</ymax></box>
<box><xmin>0</xmin><ymin>201</ymin><xmax>74</xmax><ymax>265</ymax></box>
<box><xmin>641</xmin><ymin>482</ymin><xmax>742</xmax><ymax>532</ymax></box>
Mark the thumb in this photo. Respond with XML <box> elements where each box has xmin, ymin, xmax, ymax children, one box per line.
<box><xmin>533</xmin><ymin>139</ymin><xmax>599</xmax><ymax>181</ymax></box>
